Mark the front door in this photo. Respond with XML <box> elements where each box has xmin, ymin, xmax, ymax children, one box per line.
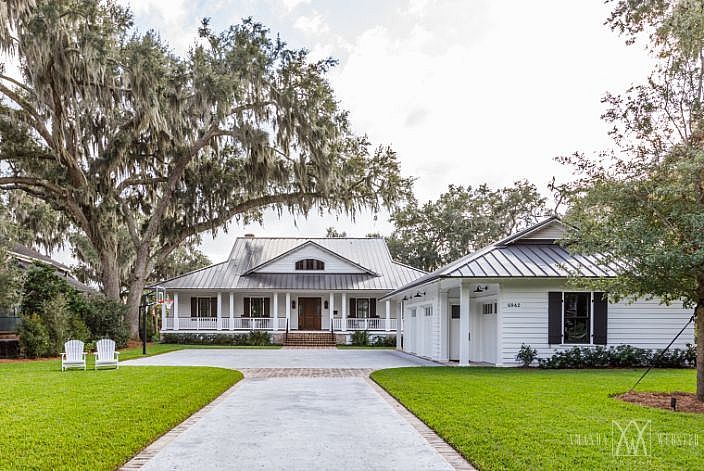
<box><xmin>298</xmin><ymin>297</ymin><xmax>321</xmax><ymax>330</ymax></box>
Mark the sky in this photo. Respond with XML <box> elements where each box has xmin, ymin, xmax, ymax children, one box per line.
<box><xmin>64</xmin><ymin>0</ymin><xmax>653</xmax><ymax>263</ymax></box>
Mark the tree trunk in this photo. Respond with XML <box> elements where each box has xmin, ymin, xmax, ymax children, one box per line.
<box><xmin>100</xmin><ymin>252</ymin><xmax>122</xmax><ymax>300</ymax></box>
<box><xmin>696</xmin><ymin>304</ymin><xmax>704</xmax><ymax>402</ymax></box>
<box><xmin>125</xmin><ymin>280</ymin><xmax>145</xmax><ymax>339</ymax></box>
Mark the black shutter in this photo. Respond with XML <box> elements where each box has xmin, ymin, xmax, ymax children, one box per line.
<box><xmin>211</xmin><ymin>298</ymin><xmax>218</xmax><ymax>318</ymax></box>
<box><xmin>349</xmin><ymin>298</ymin><xmax>356</xmax><ymax>318</ymax></box>
<box><xmin>244</xmin><ymin>297</ymin><xmax>250</xmax><ymax>317</ymax></box>
<box><xmin>191</xmin><ymin>298</ymin><xmax>197</xmax><ymax>317</ymax></box>
<box><xmin>264</xmin><ymin>298</ymin><xmax>271</xmax><ymax>317</ymax></box>
<box><xmin>370</xmin><ymin>298</ymin><xmax>377</xmax><ymax>317</ymax></box>
<box><xmin>548</xmin><ymin>292</ymin><xmax>562</xmax><ymax>344</ymax></box>
<box><xmin>592</xmin><ymin>292</ymin><xmax>608</xmax><ymax>345</ymax></box>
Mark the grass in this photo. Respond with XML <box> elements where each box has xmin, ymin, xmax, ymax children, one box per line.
<box><xmin>0</xmin><ymin>356</ymin><xmax>242</xmax><ymax>470</ymax></box>
<box><xmin>372</xmin><ymin>367</ymin><xmax>704</xmax><ymax>471</ymax></box>
<box><xmin>336</xmin><ymin>345</ymin><xmax>396</xmax><ymax>349</ymax></box>
<box><xmin>118</xmin><ymin>342</ymin><xmax>281</xmax><ymax>361</ymax></box>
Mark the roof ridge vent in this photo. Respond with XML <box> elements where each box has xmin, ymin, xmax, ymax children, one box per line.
<box><xmin>244</xmin><ymin>233</ymin><xmax>255</xmax><ymax>238</ymax></box>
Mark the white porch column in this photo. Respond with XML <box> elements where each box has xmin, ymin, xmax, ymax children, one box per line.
<box><xmin>229</xmin><ymin>293</ymin><xmax>234</xmax><ymax>331</ymax></box>
<box><xmin>285</xmin><ymin>292</ymin><xmax>291</xmax><ymax>330</ymax></box>
<box><xmin>438</xmin><ymin>289</ymin><xmax>449</xmax><ymax>362</ymax></box>
<box><xmin>329</xmin><ymin>292</ymin><xmax>335</xmax><ymax>331</ymax></box>
<box><xmin>396</xmin><ymin>301</ymin><xmax>402</xmax><ymax>349</ymax></box>
<box><xmin>161</xmin><ymin>290</ymin><xmax>167</xmax><ymax>331</ymax></box>
<box><xmin>459</xmin><ymin>282</ymin><xmax>471</xmax><ymax>366</ymax></box>
<box><xmin>173</xmin><ymin>292</ymin><xmax>179</xmax><ymax>331</ymax></box>
<box><xmin>385</xmin><ymin>300</ymin><xmax>391</xmax><ymax>332</ymax></box>
<box><xmin>341</xmin><ymin>293</ymin><xmax>347</xmax><ymax>332</ymax></box>
<box><xmin>217</xmin><ymin>292</ymin><xmax>222</xmax><ymax>330</ymax></box>
<box><xmin>272</xmin><ymin>292</ymin><xmax>279</xmax><ymax>331</ymax></box>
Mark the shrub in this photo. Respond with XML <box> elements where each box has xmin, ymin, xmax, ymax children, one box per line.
<box><xmin>18</xmin><ymin>313</ymin><xmax>51</xmax><ymax>358</ymax></box>
<box><xmin>41</xmin><ymin>294</ymin><xmax>90</xmax><ymax>356</ymax></box>
<box><xmin>372</xmin><ymin>335</ymin><xmax>396</xmax><ymax>347</ymax></box>
<box><xmin>351</xmin><ymin>330</ymin><xmax>369</xmax><ymax>346</ymax></box>
<box><xmin>160</xmin><ymin>331</ymin><xmax>272</xmax><ymax>346</ymax></box>
<box><xmin>538</xmin><ymin>345</ymin><xmax>695</xmax><ymax>369</ymax></box>
<box><xmin>515</xmin><ymin>344</ymin><xmax>538</xmax><ymax>367</ymax></box>
<box><xmin>80</xmin><ymin>295</ymin><xmax>129</xmax><ymax>348</ymax></box>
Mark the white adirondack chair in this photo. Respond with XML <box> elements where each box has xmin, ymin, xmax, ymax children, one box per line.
<box><xmin>61</xmin><ymin>340</ymin><xmax>87</xmax><ymax>371</ymax></box>
<box><xmin>94</xmin><ymin>339</ymin><xmax>119</xmax><ymax>370</ymax></box>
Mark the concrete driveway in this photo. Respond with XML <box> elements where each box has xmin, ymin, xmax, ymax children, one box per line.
<box><xmin>124</xmin><ymin>347</ymin><xmax>436</xmax><ymax>369</ymax></box>
<box><xmin>122</xmin><ymin>349</ymin><xmax>471</xmax><ymax>471</ymax></box>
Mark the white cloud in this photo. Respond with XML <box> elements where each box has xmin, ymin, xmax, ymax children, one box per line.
<box><xmin>280</xmin><ymin>0</ymin><xmax>311</xmax><ymax>12</ymax></box>
<box><xmin>294</xmin><ymin>11</ymin><xmax>329</xmax><ymax>35</ymax></box>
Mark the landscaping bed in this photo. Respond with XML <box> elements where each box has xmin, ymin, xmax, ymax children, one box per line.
<box><xmin>0</xmin><ymin>356</ymin><xmax>242</xmax><ymax>470</ymax></box>
<box><xmin>617</xmin><ymin>391</ymin><xmax>704</xmax><ymax>414</ymax></box>
<box><xmin>372</xmin><ymin>367</ymin><xmax>704</xmax><ymax>471</ymax></box>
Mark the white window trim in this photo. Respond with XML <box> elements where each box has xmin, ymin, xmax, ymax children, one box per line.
<box><xmin>244</xmin><ymin>296</ymin><xmax>270</xmax><ymax>317</ymax></box>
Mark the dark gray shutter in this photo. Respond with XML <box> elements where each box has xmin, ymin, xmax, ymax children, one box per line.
<box><xmin>244</xmin><ymin>297</ymin><xmax>250</xmax><ymax>317</ymax></box>
<box><xmin>370</xmin><ymin>298</ymin><xmax>377</xmax><ymax>317</ymax></box>
<box><xmin>211</xmin><ymin>298</ymin><xmax>218</xmax><ymax>318</ymax></box>
<box><xmin>349</xmin><ymin>298</ymin><xmax>356</xmax><ymax>318</ymax></box>
<box><xmin>264</xmin><ymin>298</ymin><xmax>271</xmax><ymax>317</ymax></box>
<box><xmin>592</xmin><ymin>292</ymin><xmax>608</xmax><ymax>345</ymax></box>
<box><xmin>191</xmin><ymin>298</ymin><xmax>197</xmax><ymax>317</ymax></box>
<box><xmin>548</xmin><ymin>292</ymin><xmax>562</xmax><ymax>344</ymax></box>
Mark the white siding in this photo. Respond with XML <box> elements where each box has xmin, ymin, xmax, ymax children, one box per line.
<box><xmin>499</xmin><ymin>280</ymin><xmax>695</xmax><ymax>365</ymax></box>
<box><xmin>254</xmin><ymin>244</ymin><xmax>367</xmax><ymax>274</ymax></box>
<box><xmin>521</xmin><ymin>221</ymin><xmax>565</xmax><ymax>240</ymax></box>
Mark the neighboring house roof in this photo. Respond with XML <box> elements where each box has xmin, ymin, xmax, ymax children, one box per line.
<box><xmin>382</xmin><ymin>217</ymin><xmax>623</xmax><ymax>298</ymax></box>
<box><xmin>157</xmin><ymin>237</ymin><xmax>426</xmax><ymax>291</ymax></box>
<box><xmin>9</xmin><ymin>244</ymin><xmax>95</xmax><ymax>293</ymax></box>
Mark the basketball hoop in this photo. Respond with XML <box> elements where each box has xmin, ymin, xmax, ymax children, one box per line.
<box><xmin>164</xmin><ymin>298</ymin><xmax>174</xmax><ymax>309</ymax></box>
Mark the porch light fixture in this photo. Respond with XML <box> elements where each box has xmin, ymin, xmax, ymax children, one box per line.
<box><xmin>414</xmin><ymin>291</ymin><xmax>425</xmax><ymax>298</ymax></box>
<box><xmin>291</xmin><ymin>300</ymin><xmax>296</xmax><ymax>310</ymax></box>
<box><xmin>324</xmin><ymin>300</ymin><xmax>329</xmax><ymax>309</ymax></box>
<box><xmin>474</xmin><ymin>285</ymin><xmax>487</xmax><ymax>293</ymax></box>
<box><xmin>402</xmin><ymin>296</ymin><xmax>409</xmax><ymax>301</ymax></box>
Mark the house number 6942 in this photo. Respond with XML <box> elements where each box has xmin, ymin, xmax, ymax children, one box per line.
<box><xmin>507</xmin><ymin>302</ymin><xmax>521</xmax><ymax>308</ymax></box>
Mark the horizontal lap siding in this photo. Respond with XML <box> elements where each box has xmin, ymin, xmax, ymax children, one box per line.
<box><xmin>499</xmin><ymin>281</ymin><xmax>695</xmax><ymax>365</ymax></box>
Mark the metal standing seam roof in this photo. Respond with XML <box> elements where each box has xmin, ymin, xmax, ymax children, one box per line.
<box><xmin>382</xmin><ymin>217</ymin><xmax>623</xmax><ymax>299</ymax></box>
<box><xmin>158</xmin><ymin>237</ymin><xmax>426</xmax><ymax>291</ymax></box>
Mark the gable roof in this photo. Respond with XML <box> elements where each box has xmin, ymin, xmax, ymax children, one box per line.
<box><xmin>382</xmin><ymin>217</ymin><xmax>622</xmax><ymax>299</ymax></box>
<box><xmin>243</xmin><ymin>240</ymin><xmax>378</xmax><ymax>276</ymax></box>
<box><xmin>157</xmin><ymin>237</ymin><xmax>425</xmax><ymax>291</ymax></box>
<box><xmin>9</xmin><ymin>244</ymin><xmax>96</xmax><ymax>293</ymax></box>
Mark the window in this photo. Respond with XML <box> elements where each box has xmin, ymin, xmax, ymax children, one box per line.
<box><xmin>424</xmin><ymin>306</ymin><xmax>432</xmax><ymax>316</ymax></box>
<box><xmin>410</xmin><ymin>308</ymin><xmax>417</xmax><ymax>318</ymax></box>
<box><xmin>190</xmin><ymin>297</ymin><xmax>217</xmax><ymax>317</ymax></box>
<box><xmin>451</xmin><ymin>305</ymin><xmax>460</xmax><ymax>319</ymax></box>
<box><xmin>563</xmin><ymin>292</ymin><xmax>591</xmax><ymax>344</ymax></box>
<box><xmin>295</xmin><ymin>259</ymin><xmax>325</xmax><ymax>270</ymax></box>
<box><xmin>349</xmin><ymin>298</ymin><xmax>377</xmax><ymax>318</ymax></box>
<box><xmin>481</xmin><ymin>302</ymin><xmax>497</xmax><ymax>315</ymax></box>
<box><xmin>244</xmin><ymin>297</ymin><xmax>271</xmax><ymax>317</ymax></box>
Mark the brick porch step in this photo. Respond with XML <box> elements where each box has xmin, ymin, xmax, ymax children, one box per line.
<box><xmin>283</xmin><ymin>332</ymin><xmax>336</xmax><ymax>347</ymax></box>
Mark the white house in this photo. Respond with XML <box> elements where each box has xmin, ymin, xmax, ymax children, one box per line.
<box><xmin>383</xmin><ymin>217</ymin><xmax>696</xmax><ymax>365</ymax></box>
<box><xmin>156</xmin><ymin>236</ymin><xmax>425</xmax><ymax>344</ymax></box>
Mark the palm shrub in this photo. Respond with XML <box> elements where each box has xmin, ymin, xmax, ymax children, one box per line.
<box><xmin>515</xmin><ymin>344</ymin><xmax>538</xmax><ymax>367</ymax></box>
<box><xmin>351</xmin><ymin>330</ymin><xmax>369</xmax><ymax>346</ymax></box>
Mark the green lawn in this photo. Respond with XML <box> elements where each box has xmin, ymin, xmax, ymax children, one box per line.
<box><xmin>0</xmin><ymin>358</ymin><xmax>242</xmax><ymax>470</ymax></box>
<box><xmin>119</xmin><ymin>342</ymin><xmax>281</xmax><ymax>361</ymax></box>
<box><xmin>372</xmin><ymin>368</ymin><xmax>704</xmax><ymax>471</ymax></box>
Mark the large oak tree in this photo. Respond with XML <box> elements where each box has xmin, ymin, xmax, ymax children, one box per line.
<box><xmin>561</xmin><ymin>0</ymin><xmax>704</xmax><ymax>400</ymax></box>
<box><xmin>0</xmin><ymin>1</ymin><xmax>412</xmax><ymax>335</ymax></box>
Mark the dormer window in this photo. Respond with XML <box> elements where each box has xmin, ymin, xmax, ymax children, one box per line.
<box><xmin>295</xmin><ymin>259</ymin><xmax>325</xmax><ymax>270</ymax></box>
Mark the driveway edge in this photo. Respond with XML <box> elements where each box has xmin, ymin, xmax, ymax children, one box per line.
<box><xmin>118</xmin><ymin>380</ymin><xmax>245</xmax><ymax>470</ymax></box>
<box><xmin>366</xmin><ymin>377</ymin><xmax>476</xmax><ymax>471</ymax></box>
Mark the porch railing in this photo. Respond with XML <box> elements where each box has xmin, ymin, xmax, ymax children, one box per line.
<box><xmin>165</xmin><ymin>316</ymin><xmax>396</xmax><ymax>331</ymax></box>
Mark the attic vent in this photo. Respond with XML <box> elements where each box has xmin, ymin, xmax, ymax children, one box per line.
<box><xmin>244</xmin><ymin>233</ymin><xmax>255</xmax><ymax>238</ymax></box>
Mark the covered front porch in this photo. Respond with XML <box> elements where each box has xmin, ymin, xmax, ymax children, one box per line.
<box><xmin>159</xmin><ymin>290</ymin><xmax>399</xmax><ymax>333</ymax></box>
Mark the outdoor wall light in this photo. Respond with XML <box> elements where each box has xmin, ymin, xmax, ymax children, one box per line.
<box><xmin>474</xmin><ymin>285</ymin><xmax>488</xmax><ymax>293</ymax></box>
<box><xmin>402</xmin><ymin>296</ymin><xmax>409</xmax><ymax>301</ymax></box>
<box><xmin>291</xmin><ymin>300</ymin><xmax>296</xmax><ymax>310</ymax></box>
<box><xmin>324</xmin><ymin>300</ymin><xmax>329</xmax><ymax>309</ymax></box>
<box><xmin>414</xmin><ymin>291</ymin><xmax>425</xmax><ymax>298</ymax></box>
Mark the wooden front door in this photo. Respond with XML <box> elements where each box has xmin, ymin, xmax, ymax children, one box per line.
<box><xmin>298</xmin><ymin>297</ymin><xmax>321</xmax><ymax>330</ymax></box>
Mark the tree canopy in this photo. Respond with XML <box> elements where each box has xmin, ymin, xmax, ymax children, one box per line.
<box><xmin>387</xmin><ymin>181</ymin><xmax>548</xmax><ymax>271</ymax></box>
<box><xmin>0</xmin><ymin>1</ymin><xmax>412</xmax><ymax>335</ymax></box>
<box><xmin>561</xmin><ymin>0</ymin><xmax>704</xmax><ymax>400</ymax></box>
